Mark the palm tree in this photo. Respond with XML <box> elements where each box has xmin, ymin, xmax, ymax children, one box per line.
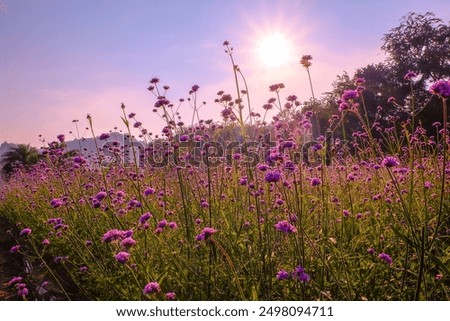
<box><xmin>1</xmin><ymin>144</ymin><xmax>41</xmax><ymax>175</ymax></box>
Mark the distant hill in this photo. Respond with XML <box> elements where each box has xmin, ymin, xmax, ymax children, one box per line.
<box><xmin>0</xmin><ymin>132</ymin><xmax>132</xmax><ymax>161</ymax></box>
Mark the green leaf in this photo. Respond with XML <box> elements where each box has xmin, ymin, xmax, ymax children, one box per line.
<box><xmin>391</xmin><ymin>225</ymin><xmax>417</xmax><ymax>248</ymax></box>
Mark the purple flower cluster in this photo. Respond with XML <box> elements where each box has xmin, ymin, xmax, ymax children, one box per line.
<box><xmin>310</xmin><ymin>177</ymin><xmax>321</xmax><ymax>186</ymax></box>
<box><xmin>101</xmin><ymin>229</ymin><xmax>132</xmax><ymax>243</ymax></box>
<box><xmin>293</xmin><ymin>266</ymin><xmax>310</xmax><ymax>282</ymax></box>
<box><xmin>382</xmin><ymin>156</ymin><xmax>399</xmax><ymax>168</ymax></box>
<box><xmin>121</xmin><ymin>237</ymin><xmax>136</xmax><ymax>249</ymax></box>
<box><xmin>73</xmin><ymin>156</ymin><xmax>87</xmax><ymax>164</ymax></box>
<box><xmin>20</xmin><ymin>228</ymin><xmax>32</xmax><ymax>236</ymax></box>
<box><xmin>276</xmin><ymin>269</ymin><xmax>290</xmax><ymax>280</ymax></box>
<box><xmin>430</xmin><ymin>79</ymin><xmax>450</xmax><ymax>98</ymax></box>
<box><xmin>195</xmin><ymin>227</ymin><xmax>218</xmax><ymax>241</ymax></box>
<box><xmin>265</xmin><ymin>170</ymin><xmax>281</xmax><ymax>183</ymax></box>
<box><xmin>99</xmin><ymin>133</ymin><xmax>110</xmax><ymax>140</ymax></box>
<box><xmin>139</xmin><ymin>212</ymin><xmax>152</xmax><ymax>224</ymax></box>
<box><xmin>341</xmin><ymin>90</ymin><xmax>359</xmax><ymax>101</ymax></box>
<box><xmin>115</xmin><ymin>251</ymin><xmax>130</xmax><ymax>264</ymax></box>
<box><xmin>274</xmin><ymin>220</ymin><xmax>297</xmax><ymax>234</ymax></box>
<box><xmin>277</xmin><ymin>266</ymin><xmax>310</xmax><ymax>283</ymax></box>
<box><xmin>378</xmin><ymin>253</ymin><xmax>393</xmax><ymax>265</ymax></box>
<box><xmin>144</xmin><ymin>187</ymin><xmax>155</xmax><ymax>196</ymax></box>
<box><xmin>8</xmin><ymin>276</ymin><xmax>29</xmax><ymax>297</ymax></box>
<box><xmin>50</xmin><ymin>198</ymin><xmax>64</xmax><ymax>208</ymax></box>
<box><xmin>143</xmin><ymin>281</ymin><xmax>161</xmax><ymax>295</ymax></box>
<box><xmin>10</xmin><ymin>245</ymin><xmax>21</xmax><ymax>253</ymax></box>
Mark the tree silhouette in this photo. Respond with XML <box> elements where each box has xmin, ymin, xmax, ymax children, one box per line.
<box><xmin>1</xmin><ymin>144</ymin><xmax>41</xmax><ymax>175</ymax></box>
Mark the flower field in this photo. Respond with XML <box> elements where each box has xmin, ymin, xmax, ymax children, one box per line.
<box><xmin>1</xmin><ymin>46</ymin><xmax>449</xmax><ymax>301</ymax></box>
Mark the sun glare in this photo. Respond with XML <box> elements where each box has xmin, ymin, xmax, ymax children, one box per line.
<box><xmin>257</xmin><ymin>32</ymin><xmax>292</xmax><ymax>68</ymax></box>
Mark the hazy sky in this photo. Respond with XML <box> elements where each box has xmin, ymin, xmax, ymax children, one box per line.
<box><xmin>1</xmin><ymin>0</ymin><xmax>450</xmax><ymax>146</ymax></box>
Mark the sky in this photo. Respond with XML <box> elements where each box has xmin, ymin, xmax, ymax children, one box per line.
<box><xmin>1</xmin><ymin>0</ymin><xmax>450</xmax><ymax>146</ymax></box>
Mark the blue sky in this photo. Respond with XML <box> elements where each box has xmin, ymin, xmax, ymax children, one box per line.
<box><xmin>1</xmin><ymin>0</ymin><xmax>449</xmax><ymax>146</ymax></box>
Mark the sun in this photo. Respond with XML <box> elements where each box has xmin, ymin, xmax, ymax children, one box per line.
<box><xmin>257</xmin><ymin>32</ymin><xmax>292</xmax><ymax>68</ymax></box>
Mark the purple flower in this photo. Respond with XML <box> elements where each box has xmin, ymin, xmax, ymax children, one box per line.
<box><xmin>54</xmin><ymin>256</ymin><xmax>69</xmax><ymax>264</ymax></box>
<box><xmin>42</xmin><ymin>239</ymin><xmax>50</xmax><ymax>246</ymax></box>
<box><xmin>257</xmin><ymin>163</ymin><xmax>269</xmax><ymax>171</ymax></box>
<box><xmin>10</xmin><ymin>245</ymin><xmax>21</xmax><ymax>253</ymax></box>
<box><xmin>101</xmin><ymin>229</ymin><xmax>124</xmax><ymax>243</ymax></box>
<box><xmin>57</xmin><ymin>134</ymin><xmax>65</xmax><ymax>143</ymax></box>
<box><xmin>274</xmin><ymin>220</ymin><xmax>297</xmax><ymax>234</ymax></box>
<box><xmin>157</xmin><ymin>219</ymin><xmax>167</xmax><ymax>228</ymax></box>
<box><xmin>388</xmin><ymin>96</ymin><xmax>396</xmax><ymax>103</ymax></box>
<box><xmin>99</xmin><ymin>133</ymin><xmax>110</xmax><ymax>140</ymax></box>
<box><xmin>73</xmin><ymin>156</ymin><xmax>87</xmax><ymax>164</ymax></box>
<box><xmin>179</xmin><ymin>134</ymin><xmax>189</xmax><ymax>142</ymax></box>
<box><xmin>300</xmin><ymin>55</ymin><xmax>312</xmax><ymax>68</ymax></box>
<box><xmin>95</xmin><ymin>191</ymin><xmax>107</xmax><ymax>201</ymax></box>
<box><xmin>195</xmin><ymin>227</ymin><xmax>218</xmax><ymax>241</ymax></box>
<box><xmin>20</xmin><ymin>228</ymin><xmax>32</xmax><ymax>236</ymax></box>
<box><xmin>286</xmin><ymin>95</ymin><xmax>298</xmax><ymax>102</ymax></box>
<box><xmin>367</xmin><ymin>248</ymin><xmax>375</xmax><ymax>255</ymax></box>
<box><xmin>341</xmin><ymin>90</ymin><xmax>359</xmax><ymax>101</ymax></box>
<box><xmin>221</xmin><ymin>107</ymin><xmax>233</xmax><ymax>118</ymax></box>
<box><xmin>18</xmin><ymin>287</ymin><xmax>29</xmax><ymax>297</ymax></box>
<box><xmin>310</xmin><ymin>177</ymin><xmax>321</xmax><ymax>186</ymax></box>
<box><xmin>123</xmin><ymin>230</ymin><xmax>133</xmax><ymax>238</ymax></box>
<box><xmin>430</xmin><ymin>79</ymin><xmax>450</xmax><ymax>98</ymax></box>
<box><xmin>378</xmin><ymin>252</ymin><xmax>393</xmax><ymax>265</ymax></box>
<box><xmin>144</xmin><ymin>188</ymin><xmax>155</xmax><ymax>196</ymax></box>
<box><xmin>139</xmin><ymin>212</ymin><xmax>152</xmax><ymax>224</ymax></box>
<box><xmin>8</xmin><ymin>276</ymin><xmax>23</xmax><ymax>287</ymax></box>
<box><xmin>154</xmin><ymin>98</ymin><xmax>170</xmax><ymax>108</ymax></box>
<box><xmin>239</xmin><ymin>177</ymin><xmax>248</xmax><ymax>185</ymax></box>
<box><xmin>121</xmin><ymin>237</ymin><xmax>136</xmax><ymax>249</ymax></box>
<box><xmin>293</xmin><ymin>266</ymin><xmax>310</xmax><ymax>282</ymax></box>
<box><xmin>115</xmin><ymin>251</ymin><xmax>130</xmax><ymax>264</ymax></box>
<box><xmin>265</xmin><ymin>170</ymin><xmax>281</xmax><ymax>183</ymax></box>
<box><xmin>168</xmin><ymin>221</ymin><xmax>178</xmax><ymax>229</ymax></box>
<box><xmin>50</xmin><ymin>198</ymin><xmax>64</xmax><ymax>208</ymax></box>
<box><xmin>143</xmin><ymin>281</ymin><xmax>161</xmax><ymax>295</ymax></box>
<box><xmin>338</xmin><ymin>102</ymin><xmax>349</xmax><ymax>112</ymax></box>
<box><xmin>166</xmin><ymin>292</ymin><xmax>176</xmax><ymax>300</ymax></box>
<box><xmin>282</xmin><ymin>141</ymin><xmax>294</xmax><ymax>149</ymax></box>
<box><xmin>80</xmin><ymin>266</ymin><xmax>88</xmax><ymax>273</ymax></box>
<box><xmin>382</xmin><ymin>156</ymin><xmax>399</xmax><ymax>168</ymax></box>
<box><xmin>276</xmin><ymin>269</ymin><xmax>291</xmax><ymax>280</ymax></box>
<box><xmin>269</xmin><ymin>83</ymin><xmax>285</xmax><ymax>92</ymax></box>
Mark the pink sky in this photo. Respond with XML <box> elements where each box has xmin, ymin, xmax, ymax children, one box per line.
<box><xmin>1</xmin><ymin>0</ymin><xmax>449</xmax><ymax>146</ymax></box>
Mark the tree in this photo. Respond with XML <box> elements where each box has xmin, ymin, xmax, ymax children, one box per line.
<box><xmin>1</xmin><ymin>144</ymin><xmax>41</xmax><ymax>175</ymax></box>
<box><xmin>319</xmin><ymin>12</ymin><xmax>450</xmax><ymax>140</ymax></box>
<box><xmin>382</xmin><ymin>12</ymin><xmax>450</xmax><ymax>82</ymax></box>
